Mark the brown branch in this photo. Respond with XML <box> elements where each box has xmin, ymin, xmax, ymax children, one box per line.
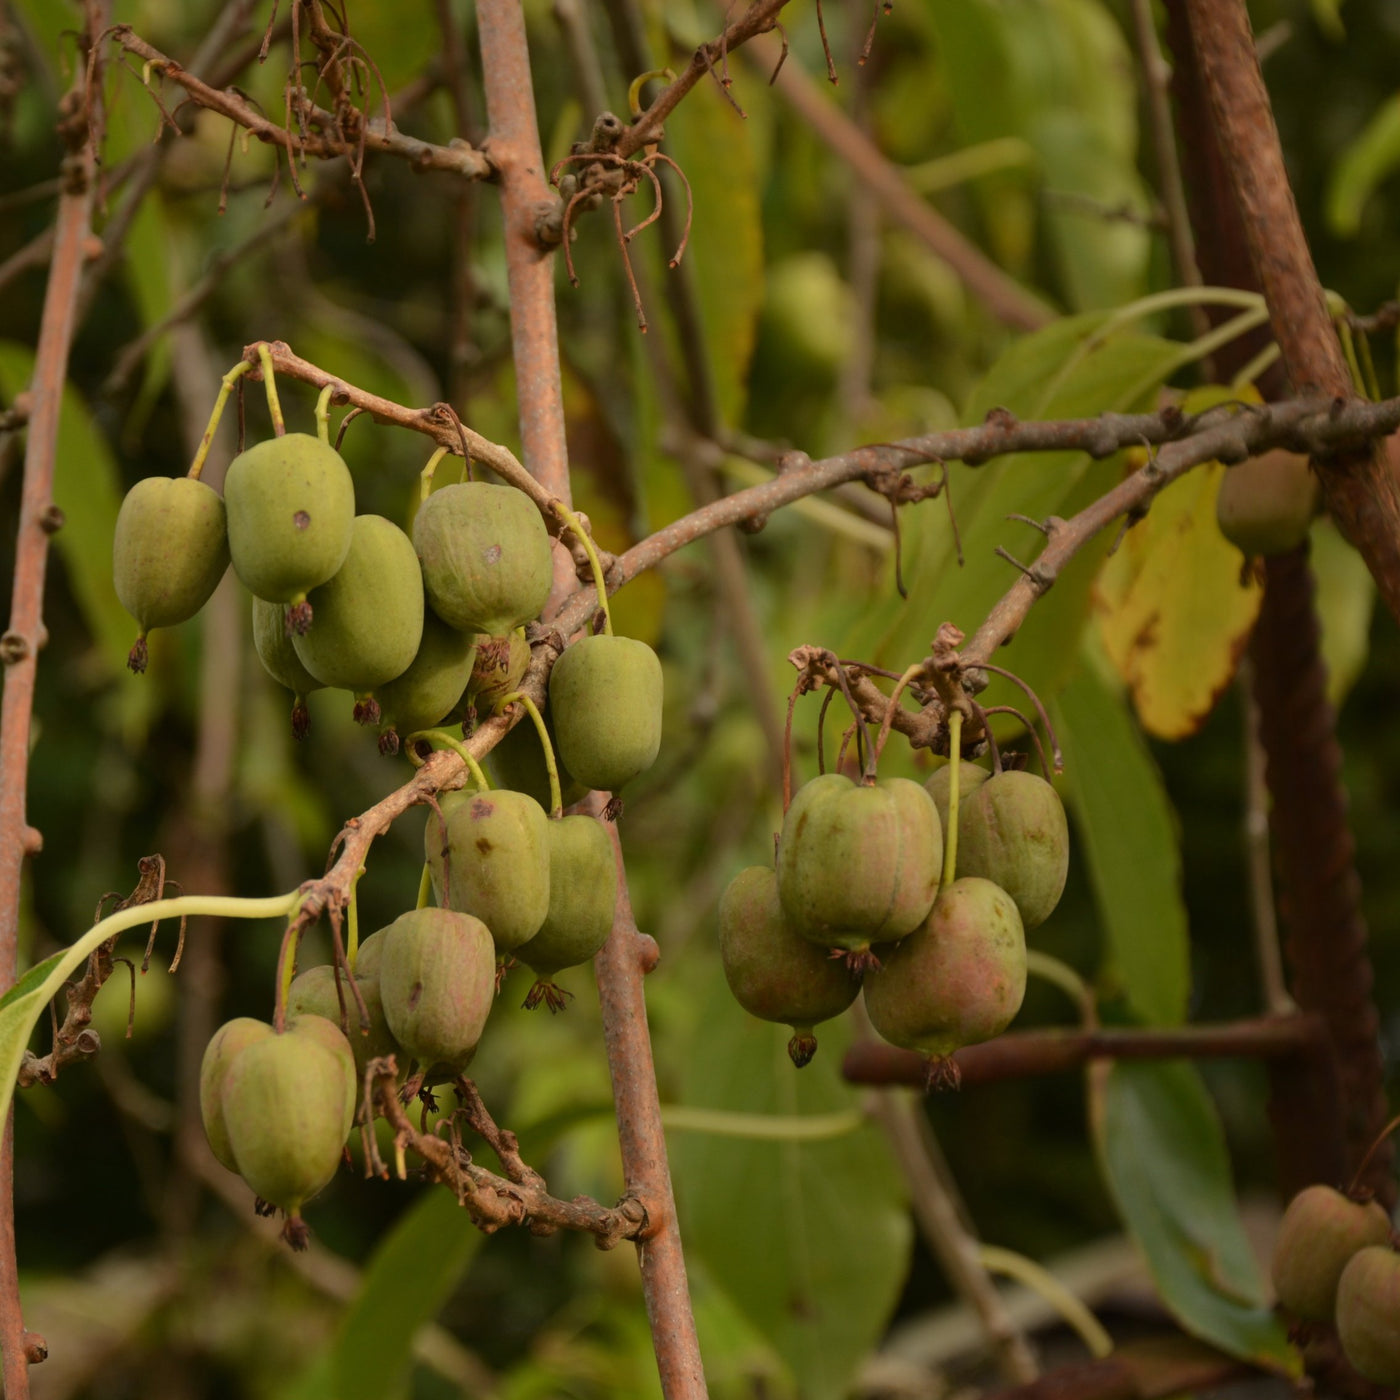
<box><xmin>842</xmin><ymin>1013</ymin><xmax>1327</xmax><ymax>1089</ymax></box>
<box><xmin>476</xmin><ymin>0</ymin><xmax>572</xmax><ymax>527</ymax></box>
<box><xmin>755</xmin><ymin>39</ymin><xmax>1053</xmax><ymax>332</ymax></box>
<box><xmin>614</xmin><ymin>0</ymin><xmax>791</xmax><ymax>159</ymax></box>
<box><xmin>594</xmin><ymin>809</ymin><xmax>707</xmax><ymax>1399</ymax></box>
<box><xmin>0</xmin><ymin>2</ymin><xmax>110</xmax><ymax>1389</ymax></box>
<box><xmin>108</xmin><ymin>26</ymin><xmax>494</xmax><ymax>183</ymax></box>
<box><xmin>368</xmin><ymin>1062</ymin><xmax>646</xmax><ymax>1245</ymax></box>
<box><xmin>1182</xmin><ymin>0</ymin><xmax>1400</xmax><ymax>628</ymax></box>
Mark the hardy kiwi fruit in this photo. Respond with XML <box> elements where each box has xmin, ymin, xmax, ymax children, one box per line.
<box><xmin>252</xmin><ymin>595</ymin><xmax>323</xmax><ymax>739</ymax></box>
<box><xmin>114</xmin><ymin>475</ymin><xmax>230</xmax><ymax>672</ymax></box>
<box><xmin>224</xmin><ymin>433</ymin><xmax>355</xmax><ymax>631</ymax></box>
<box><xmin>548</xmin><ymin>634</ymin><xmax>663</xmax><ymax>793</ymax></box>
<box><xmin>1215</xmin><ymin>449</ymin><xmax>1320</xmax><ymax>558</ymax></box>
<box><xmin>1270</xmin><ymin>1183</ymin><xmax>1392</xmax><ymax>1323</ymax></box>
<box><xmin>776</xmin><ymin>773</ymin><xmax>941</xmax><ymax>961</ymax></box>
<box><xmin>1336</xmin><ymin>1245</ymin><xmax>1400</xmax><ymax>1386</ymax></box>
<box><xmin>719</xmin><ymin>865</ymin><xmax>861</xmax><ymax>1066</ymax></box>
<box><xmin>374</xmin><ymin>613</ymin><xmax>478</xmax><ymax>756</ymax></box>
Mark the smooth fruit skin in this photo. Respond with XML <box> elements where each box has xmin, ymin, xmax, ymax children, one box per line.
<box><xmin>199</xmin><ymin>1017</ymin><xmax>274</xmax><ymax>1172</ymax></box>
<box><xmin>288</xmin><ymin>953</ymin><xmax>400</xmax><ymax>1079</ymax></box>
<box><xmin>374</xmin><ymin>612</ymin><xmax>478</xmax><ymax>754</ymax></box>
<box><xmin>776</xmin><ymin>774</ymin><xmax>942</xmax><ymax>951</ymax></box>
<box><xmin>377</xmin><ymin>907</ymin><xmax>496</xmax><ymax>1073</ymax></box>
<box><xmin>956</xmin><ymin>770</ymin><xmax>1069</xmax><ymax>929</ymax></box>
<box><xmin>219</xmin><ymin>1017</ymin><xmax>357</xmax><ymax>1213</ymax></box>
<box><xmin>224</xmin><ymin>434</ymin><xmax>355</xmax><ymax>606</ymax></box>
<box><xmin>1215</xmin><ymin>449</ymin><xmax>1320</xmax><ymax>558</ymax></box>
<box><xmin>718</xmin><ymin>866</ymin><xmax>860</xmax><ymax>1065</ymax></box>
<box><xmin>863</xmin><ymin>877</ymin><xmax>1026</xmax><ymax>1059</ymax></box>
<box><xmin>253</xmin><ymin>595</ymin><xmax>322</xmax><ymax>737</ymax></box>
<box><xmin>425</xmin><ymin>789</ymin><xmax>551</xmax><ymax>951</ymax></box>
<box><xmin>291</xmin><ymin>514</ymin><xmax>425</xmax><ymax>692</ymax></box>
<box><xmin>924</xmin><ymin>761</ymin><xmax>990</xmax><ymax>837</ymax></box>
<box><xmin>413</xmin><ymin>482</ymin><xmax>552</xmax><ymax>636</ymax></box>
<box><xmin>114</xmin><ymin>476</ymin><xmax>230</xmax><ymax>668</ymax></box>
<box><xmin>548</xmin><ymin>635</ymin><xmax>664</xmax><ymax>793</ymax></box>
<box><xmin>1270</xmin><ymin>1183</ymin><xmax>1393</xmax><ymax>1322</ymax></box>
<box><xmin>1336</xmin><ymin>1246</ymin><xmax>1400</xmax><ymax>1386</ymax></box>
<box><xmin>518</xmin><ymin>815</ymin><xmax>617</xmax><ymax>977</ymax></box>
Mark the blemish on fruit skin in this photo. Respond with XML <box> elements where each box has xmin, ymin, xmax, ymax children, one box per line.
<box><xmin>293</xmin><ymin>510</ymin><xmax>311</xmax><ymax>530</ymax></box>
<box><xmin>483</xmin><ymin>543</ymin><xmax>502</xmax><ymax>564</ymax></box>
<box><xmin>475</xmin><ymin>837</ymin><xmax>493</xmax><ymax>855</ymax></box>
<box><xmin>470</xmin><ymin>797</ymin><xmax>495</xmax><ymax>819</ymax></box>
<box><xmin>407</xmin><ymin>981</ymin><xmax>423</xmax><ymax>1011</ymax></box>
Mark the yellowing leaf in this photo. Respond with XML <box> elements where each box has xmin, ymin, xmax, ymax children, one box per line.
<box><xmin>1094</xmin><ymin>460</ymin><xmax>1261</xmax><ymax>740</ymax></box>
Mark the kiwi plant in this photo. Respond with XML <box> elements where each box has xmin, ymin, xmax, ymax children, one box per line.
<box><xmin>119</xmin><ymin>358</ymin><xmax>1066</xmax><ymax>1263</ymax></box>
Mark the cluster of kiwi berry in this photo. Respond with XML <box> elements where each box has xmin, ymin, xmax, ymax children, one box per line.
<box><xmin>119</xmin><ymin>366</ymin><xmax>665</xmax><ymax>1245</ymax></box>
<box><xmin>1271</xmin><ymin>1177</ymin><xmax>1400</xmax><ymax>1386</ymax></box>
<box><xmin>720</xmin><ymin>717</ymin><xmax>1069</xmax><ymax>1086</ymax></box>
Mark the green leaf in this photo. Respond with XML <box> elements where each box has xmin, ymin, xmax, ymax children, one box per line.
<box><xmin>1326</xmin><ymin>92</ymin><xmax>1400</xmax><ymax>237</ymax></box>
<box><xmin>326</xmin><ymin>1187</ymin><xmax>485</xmax><ymax>1400</ymax></box>
<box><xmin>0</xmin><ymin>342</ymin><xmax>133</xmax><ymax>680</ymax></box>
<box><xmin>668</xmin><ymin>966</ymin><xmax>911</xmax><ymax>1400</ymax></box>
<box><xmin>1051</xmin><ymin>658</ymin><xmax>1189</xmax><ymax>1025</ymax></box>
<box><xmin>1093</xmin><ymin>1061</ymin><xmax>1299</xmax><ymax>1372</ymax></box>
<box><xmin>861</xmin><ymin>315</ymin><xmax>1183</xmax><ymax>718</ymax></box>
<box><xmin>661</xmin><ymin>75</ymin><xmax>764</xmax><ymax>427</ymax></box>
<box><xmin>1310</xmin><ymin>0</ymin><xmax>1347</xmax><ymax>40</ymax></box>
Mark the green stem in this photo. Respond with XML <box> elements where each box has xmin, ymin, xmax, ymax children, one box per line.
<box><xmin>274</xmin><ymin>917</ymin><xmax>302</xmax><ymax>1032</ymax></box>
<box><xmin>552</xmin><ymin>501</ymin><xmax>612</xmax><ymax>635</ymax></box>
<box><xmin>0</xmin><ymin>892</ymin><xmax>301</xmax><ymax>1131</ymax></box>
<box><xmin>315</xmin><ymin>383</ymin><xmax>335</xmax><ymax>444</ymax></box>
<box><xmin>975</xmin><ymin>1244</ymin><xmax>1113</xmax><ymax>1358</ymax></box>
<box><xmin>346</xmin><ymin>865</ymin><xmax>364</xmax><ymax>970</ymax></box>
<box><xmin>1337</xmin><ymin>319</ymin><xmax>1366</xmax><ymax>396</ymax></box>
<box><xmin>406</xmin><ymin>729</ymin><xmax>491</xmax><ymax>794</ymax></box>
<box><xmin>659</xmin><ymin>1104</ymin><xmax>866</xmax><ymax>1141</ymax></box>
<box><xmin>942</xmin><ymin>709</ymin><xmax>963</xmax><ymax>892</ymax></box>
<box><xmin>420</xmin><ymin>446</ymin><xmax>449</xmax><ymax>504</ymax></box>
<box><xmin>1025</xmin><ymin>949</ymin><xmax>1095</xmax><ymax>1027</ymax></box>
<box><xmin>497</xmin><ymin>691</ymin><xmax>561</xmax><ymax>817</ymax></box>
<box><xmin>257</xmin><ymin>342</ymin><xmax>285</xmax><ymax>437</ymax></box>
<box><xmin>188</xmin><ymin>359</ymin><xmax>253</xmax><ymax>479</ymax></box>
<box><xmin>1356</xmin><ymin>325</ymin><xmax>1383</xmax><ymax>402</ymax></box>
<box><xmin>1230</xmin><ymin>341</ymin><xmax>1281</xmax><ymax>391</ymax></box>
<box><xmin>872</xmin><ymin>664</ymin><xmax>923</xmax><ymax>770</ymax></box>
<box><xmin>416</xmin><ymin>862</ymin><xmax>433</xmax><ymax>911</ymax></box>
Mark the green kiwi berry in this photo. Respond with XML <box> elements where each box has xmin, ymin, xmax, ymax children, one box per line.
<box><xmin>199</xmin><ymin>1016</ymin><xmax>274</xmax><ymax>1173</ymax></box>
<box><xmin>1336</xmin><ymin>1245</ymin><xmax>1400</xmax><ymax>1386</ymax></box>
<box><xmin>863</xmin><ymin>877</ymin><xmax>1026</xmax><ymax>1088</ymax></box>
<box><xmin>377</xmin><ymin>907</ymin><xmax>497</xmax><ymax>1076</ymax></box>
<box><xmin>719</xmin><ymin>865</ymin><xmax>861</xmax><ymax>1067</ymax></box>
<box><xmin>1270</xmin><ymin>1184</ymin><xmax>1392</xmax><ymax>1323</ymax></box>
<box><xmin>114</xmin><ymin>475</ymin><xmax>230</xmax><ymax>673</ymax></box>
<box><xmin>224</xmin><ymin>433</ymin><xmax>355</xmax><ymax>631</ymax></box>
<box><xmin>517</xmin><ymin>815</ymin><xmax>616</xmax><ymax>1010</ymax></box>
<box><xmin>252</xmin><ymin>595</ymin><xmax>323</xmax><ymax>739</ymax></box>
<box><xmin>548</xmin><ymin>634</ymin><xmax>663</xmax><ymax>793</ymax></box>
<box><xmin>425</xmin><ymin>788</ymin><xmax>551</xmax><ymax>952</ymax></box>
<box><xmin>413</xmin><ymin>482</ymin><xmax>552</xmax><ymax>636</ymax></box>
<box><xmin>776</xmin><ymin>774</ymin><xmax>941</xmax><ymax>961</ymax></box>
<box><xmin>924</xmin><ymin>761</ymin><xmax>990</xmax><ymax>837</ymax></box>
<box><xmin>1216</xmin><ymin>449</ymin><xmax>1320</xmax><ymax>558</ymax></box>
<box><xmin>374</xmin><ymin>613</ymin><xmax>478</xmax><ymax>756</ymax></box>
<box><xmin>955</xmin><ymin>770</ymin><xmax>1069</xmax><ymax>929</ymax></box>
<box><xmin>287</xmin><ymin>942</ymin><xmax>400</xmax><ymax>1079</ymax></box>
<box><xmin>291</xmin><ymin>514</ymin><xmax>425</xmax><ymax>725</ymax></box>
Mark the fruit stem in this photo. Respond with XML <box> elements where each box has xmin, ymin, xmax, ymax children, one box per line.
<box><xmin>1349</xmin><ymin>1112</ymin><xmax>1400</xmax><ymax>1197</ymax></box>
<box><xmin>314</xmin><ymin>383</ymin><xmax>335</xmax><ymax>444</ymax></box>
<box><xmin>256</xmin><ymin>342</ymin><xmax>286</xmax><ymax>438</ymax></box>
<box><xmin>551</xmin><ymin>500</ymin><xmax>612</xmax><ymax>635</ymax></box>
<box><xmin>659</xmin><ymin>1104</ymin><xmax>866</xmax><ymax>1140</ymax></box>
<box><xmin>942</xmin><ymin>709</ymin><xmax>963</xmax><ymax>891</ymax></box>
<box><xmin>409</xmin><ymin>729</ymin><xmax>491</xmax><ymax>793</ymax></box>
<box><xmin>420</xmin><ymin>446</ymin><xmax>450</xmax><ymax>503</ymax></box>
<box><xmin>345</xmin><ymin>864</ymin><xmax>364</xmax><ymax>971</ymax></box>
<box><xmin>1025</xmin><ymin>949</ymin><xmax>1096</xmax><ymax>1027</ymax></box>
<box><xmin>187</xmin><ymin>359</ymin><xmax>253</xmax><ymax>480</ymax></box>
<box><xmin>976</xmin><ymin>1244</ymin><xmax>1113</xmax><ymax>1358</ymax></box>
<box><xmin>497</xmin><ymin>691</ymin><xmax>562</xmax><ymax>817</ymax></box>
<box><xmin>273</xmin><ymin>916</ymin><xmax>302</xmax><ymax>1033</ymax></box>
<box><xmin>872</xmin><ymin>663</ymin><xmax>924</xmax><ymax>769</ymax></box>
<box><xmin>415</xmin><ymin>862</ymin><xmax>432</xmax><ymax>911</ymax></box>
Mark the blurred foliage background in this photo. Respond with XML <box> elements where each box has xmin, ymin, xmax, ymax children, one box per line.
<box><xmin>0</xmin><ymin>0</ymin><xmax>1398</xmax><ymax>1395</ymax></box>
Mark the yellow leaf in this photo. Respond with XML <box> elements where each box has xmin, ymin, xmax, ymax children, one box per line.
<box><xmin>1094</xmin><ymin>458</ymin><xmax>1262</xmax><ymax>740</ymax></box>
